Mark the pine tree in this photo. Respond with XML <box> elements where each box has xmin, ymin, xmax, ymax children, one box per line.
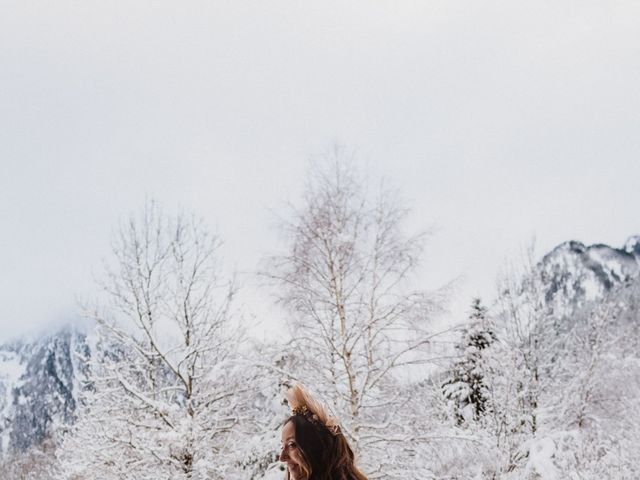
<box><xmin>442</xmin><ymin>298</ymin><xmax>495</xmax><ymax>424</ymax></box>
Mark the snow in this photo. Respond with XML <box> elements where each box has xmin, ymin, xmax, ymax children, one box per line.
<box><xmin>0</xmin><ymin>349</ymin><xmax>25</xmax><ymax>453</ymax></box>
<box><xmin>581</xmin><ymin>276</ymin><xmax>601</xmax><ymax>301</ymax></box>
<box><xmin>0</xmin><ymin>349</ymin><xmax>24</xmax><ymax>395</ymax></box>
<box><xmin>623</xmin><ymin>235</ymin><xmax>640</xmax><ymax>254</ymax></box>
<box><xmin>522</xmin><ymin>436</ymin><xmax>560</xmax><ymax>480</ymax></box>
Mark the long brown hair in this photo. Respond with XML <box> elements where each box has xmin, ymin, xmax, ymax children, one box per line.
<box><xmin>283</xmin><ymin>386</ymin><xmax>368</xmax><ymax>480</ymax></box>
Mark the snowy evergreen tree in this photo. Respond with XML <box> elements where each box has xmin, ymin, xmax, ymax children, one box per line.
<box><xmin>442</xmin><ymin>298</ymin><xmax>495</xmax><ymax>424</ymax></box>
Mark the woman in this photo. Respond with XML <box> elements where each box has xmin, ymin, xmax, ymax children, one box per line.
<box><xmin>279</xmin><ymin>385</ymin><xmax>368</xmax><ymax>480</ymax></box>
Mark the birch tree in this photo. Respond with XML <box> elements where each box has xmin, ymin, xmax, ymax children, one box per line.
<box><xmin>57</xmin><ymin>202</ymin><xmax>248</xmax><ymax>480</ymax></box>
<box><xmin>266</xmin><ymin>154</ymin><xmax>446</xmax><ymax>477</ymax></box>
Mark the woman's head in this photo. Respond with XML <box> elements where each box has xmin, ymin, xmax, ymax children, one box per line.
<box><xmin>280</xmin><ymin>417</ymin><xmax>307</xmax><ymax>479</ymax></box>
<box><xmin>279</xmin><ymin>385</ymin><xmax>367</xmax><ymax>480</ymax></box>
<box><xmin>280</xmin><ymin>414</ymin><xmax>335</xmax><ymax>479</ymax></box>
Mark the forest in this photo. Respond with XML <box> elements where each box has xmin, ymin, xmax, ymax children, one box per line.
<box><xmin>2</xmin><ymin>160</ymin><xmax>639</xmax><ymax>480</ymax></box>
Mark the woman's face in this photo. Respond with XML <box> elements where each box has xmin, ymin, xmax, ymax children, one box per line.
<box><xmin>280</xmin><ymin>420</ymin><xmax>304</xmax><ymax>480</ymax></box>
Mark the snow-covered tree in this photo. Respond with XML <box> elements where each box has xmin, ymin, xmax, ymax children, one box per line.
<box><xmin>544</xmin><ymin>288</ymin><xmax>640</xmax><ymax>479</ymax></box>
<box><xmin>482</xmin><ymin>246</ymin><xmax>640</xmax><ymax>479</ymax></box>
<box><xmin>442</xmin><ymin>298</ymin><xmax>495</xmax><ymax>424</ymax></box>
<box><xmin>482</xmin><ymin>247</ymin><xmax>564</xmax><ymax>475</ymax></box>
<box><xmin>265</xmin><ymin>153</ymin><xmax>447</xmax><ymax>478</ymax></box>
<box><xmin>56</xmin><ymin>202</ymin><xmax>250</xmax><ymax>480</ymax></box>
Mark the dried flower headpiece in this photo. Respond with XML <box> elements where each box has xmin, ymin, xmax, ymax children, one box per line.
<box><xmin>286</xmin><ymin>384</ymin><xmax>341</xmax><ymax>435</ymax></box>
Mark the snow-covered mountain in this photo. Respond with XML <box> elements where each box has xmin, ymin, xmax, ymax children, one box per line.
<box><xmin>539</xmin><ymin>236</ymin><xmax>640</xmax><ymax>311</ymax></box>
<box><xmin>0</xmin><ymin>328</ymin><xmax>90</xmax><ymax>456</ymax></box>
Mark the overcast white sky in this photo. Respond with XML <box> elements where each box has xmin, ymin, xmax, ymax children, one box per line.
<box><xmin>1</xmin><ymin>1</ymin><xmax>640</xmax><ymax>341</ymax></box>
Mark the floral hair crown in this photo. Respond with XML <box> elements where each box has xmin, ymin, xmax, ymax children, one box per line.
<box><xmin>287</xmin><ymin>384</ymin><xmax>341</xmax><ymax>435</ymax></box>
<box><xmin>291</xmin><ymin>405</ymin><xmax>311</xmax><ymax>417</ymax></box>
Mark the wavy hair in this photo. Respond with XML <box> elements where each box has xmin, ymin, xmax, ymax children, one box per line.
<box><xmin>284</xmin><ymin>385</ymin><xmax>367</xmax><ymax>480</ymax></box>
